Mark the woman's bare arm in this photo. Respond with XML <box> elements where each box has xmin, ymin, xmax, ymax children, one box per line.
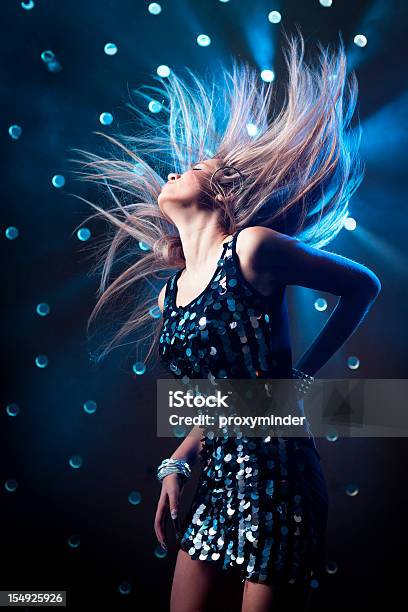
<box><xmin>169</xmin><ymin>425</ymin><xmax>204</xmax><ymax>466</ymax></box>
<box><xmin>236</xmin><ymin>226</ymin><xmax>382</xmax><ymax>377</ymax></box>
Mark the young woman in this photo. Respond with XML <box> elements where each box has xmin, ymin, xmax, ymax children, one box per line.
<box><xmin>72</xmin><ymin>33</ymin><xmax>381</xmax><ymax>612</ymax></box>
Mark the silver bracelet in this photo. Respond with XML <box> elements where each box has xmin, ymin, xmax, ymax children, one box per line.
<box><xmin>157</xmin><ymin>458</ymin><xmax>191</xmax><ymax>483</ymax></box>
<box><xmin>291</xmin><ymin>367</ymin><xmax>315</xmax><ymax>397</ymax></box>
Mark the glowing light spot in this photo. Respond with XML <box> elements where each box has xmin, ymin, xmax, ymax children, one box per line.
<box><xmin>35</xmin><ymin>354</ymin><xmax>48</xmax><ymax>368</ymax></box>
<box><xmin>345</xmin><ymin>483</ymin><xmax>359</xmax><ymax>496</ymax></box>
<box><xmin>6</xmin><ymin>403</ymin><xmax>20</xmax><ymax>417</ymax></box>
<box><xmin>77</xmin><ymin>228</ymin><xmax>91</xmax><ymax>241</ymax></box>
<box><xmin>354</xmin><ymin>34</ymin><xmax>367</xmax><ymax>47</ymax></box>
<box><xmin>5</xmin><ymin>226</ymin><xmax>19</xmax><ymax>240</ymax></box>
<box><xmin>36</xmin><ymin>302</ymin><xmax>50</xmax><ymax>316</ymax></box>
<box><xmin>69</xmin><ymin>455</ymin><xmax>83</xmax><ymax>469</ymax></box>
<box><xmin>261</xmin><ymin>69</ymin><xmax>275</xmax><ymax>83</ymax></box>
<box><xmin>173</xmin><ymin>425</ymin><xmax>187</xmax><ymax>438</ymax></box>
<box><xmin>41</xmin><ymin>50</ymin><xmax>61</xmax><ymax>72</ymax></box>
<box><xmin>347</xmin><ymin>356</ymin><xmax>360</xmax><ymax>370</ymax></box>
<box><xmin>314</xmin><ymin>298</ymin><xmax>327</xmax><ymax>312</ymax></box>
<box><xmin>67</xmin><ymin>535</ymin><xmax>80</xmax><ymax>548</ymax></box>
<box><xmin>344</xmin><ymin>217</ymin><xmax>357</xmax><ymax>231</ymax></box>
<box><xmin>104</xmin><ymin>43</ymin><xmax>118</xmax><ymax>56</ymax></box>
<box><xmin>310</xmin><ymin>579</ymin><xmax>319</xmax><ymax>589</ymax></box>
<box><xmin>155</xmin><ymin>545</ymin><xmax>167</xmax><ymax>558</ymax></box>
<box><xmin>326</xmin><ymin>430</ymin><xmax>338</xmax><ymax>442</ymax></box>
<box><xmin>5</xmin><ymin>479</ymin><xmax>18</xmax><ymax>492</ymax></box>
<box><xmin>157</xmin><ymin>64</ymin><xmax>170</xmax><ymax>77</ymax></box>
<box><xmin>128</xmin><ymin>491</ymin><xmax>142</xmax><ymax>505</ymax></box>
<box><xmin>246</xmin><ymin>123</ymin><xmax>258</xmax><ymax>136</ymax></box>
<box><xmin>326</xmin><ymin>561</ymin><xmax>338</xmax><ymax>574</ymax></box>
<box><xmin>138</xmin><ymin>241</ymin><xmax>150</xmax><ymax>251</ymax></box>
<box><xmin>52</xmin><ymin>174</ymin><xmax>65</xmax><ymax>188</ymax></box>
<box><xmin>118</xmin><ymin>581</ymin><xmax>132</xmax><ymax>595</ymax></box>
<box><xmin>148</xmin><ymin>3</ymin><xmax>162</xmax><ymax>15</ymax></box>
<box><xmin>83</xmin><ymin>400</ymin><xmax>97</xmax><ymax>414</ymax></box>
<box><xmin>21</xmin><ymin>0</ymin><xmax>35</xmax><ymax>9</ymax></box>
<box><xmin>149</xmin><ymin>305</ymin><xmax>161</xmax><ymax>319</ymax></box>
<box><xmin>268</xmin><ymin>11</ymin><xmax>282</xmax><ymax>24</ymax></box>
<box><xmin>319</xmin><ymin>0</ymin><xmax>333</xmax><ymax>7</ymax></box>
<box><xmin>9</xmin><ymin>125</ymin><xmax>22</xmax><ymax>139</ymax></box>
<box><xmin>219</xmin><ymin>0</ymin><xmax>230</xmax><ymax>3</ymax></box>
<box><xmin>41</xmin><ymin>50</ymin><xmax>55</xmax><ymax>63</ymax></box>
<box><xmin>132</xmin><ymin>361</ymin><xmax>146</xmax><ymax>375</ymax></box>
<box><xmin>148</xmin><ymin>100</ymin><xmax>162</xmax><ymax>113</ymax></box>
<box><xmin>197</xmin><ymin>34</ymin><xmax>211</xmax><ymax>47</ymax></box>
<box><xmin>99</xmin><ymin>112</ymin><xmax>113</xmax><ymax>125</ymax></box>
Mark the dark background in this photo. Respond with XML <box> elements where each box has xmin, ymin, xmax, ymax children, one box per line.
<box><xmin>2</xmin><ymin>0</ymin><xmax>408</xmax><ymax>609</ymax></box>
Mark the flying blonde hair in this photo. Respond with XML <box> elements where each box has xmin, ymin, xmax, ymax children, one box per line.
<box><xmin>69</xmin><ymin>32</ymin><xmax>363</xmax><ymax>368</ymax></box>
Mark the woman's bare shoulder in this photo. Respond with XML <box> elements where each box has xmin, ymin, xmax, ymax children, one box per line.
<box><xmin>235</xmin><ymin>226</ymin><xmax>297</xmax><ymax>265</ymax></box>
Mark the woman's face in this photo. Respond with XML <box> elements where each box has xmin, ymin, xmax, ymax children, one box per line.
<box><xmin>157</xmin><ymin>157</ymin><xmax>221</xmax><ymax>216</ymax></box>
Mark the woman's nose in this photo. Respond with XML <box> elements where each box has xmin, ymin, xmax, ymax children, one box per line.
<box><xmin>168</xmin><ymin>172</ymin><xmax>180</xmax><ymax>181</ymax></box>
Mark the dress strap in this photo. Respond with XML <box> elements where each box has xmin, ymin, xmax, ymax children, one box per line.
<box><xmin>163</xmin><ymin>271</ymin><xmax>178</xmax><ymax>308</ymax></box>
<box><xmin>228</xmin><ymin>228</ymin><xmax>244</xmax><ymax>252</ymax></box>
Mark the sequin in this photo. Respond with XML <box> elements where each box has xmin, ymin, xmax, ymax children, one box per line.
<box><xmin>158</xmin><ymin>229</ymin><xmax>329</xmax><ymax>590</ymax></box>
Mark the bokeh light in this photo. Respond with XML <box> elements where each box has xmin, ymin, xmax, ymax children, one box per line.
<box><xmin>67</xmin><ymin>535</ymin><xmax>80</xmax><ymax>548</ymax></box>
<box><xmin>77</xmin><ymin>228</ymin><xmax>91</xmax><ymax>241</ymax></box>
<box><xmin>128</xmin><ymin>491</ymin><xmax>142</xmax><ymax>505</ymax></box>
<box><xmin>197</xmin><ymin>34</ymin><xmax>211</xmax><ymax>47</ymax></box>
<box><xmin>83</xmin><ymin>400</ymin><xmax>97</xmax><ymax>414</ymax></box>
<box><xmin>9</xmin><ymin>125</ymin><xmax>22</xmax><ymax>140</ymax></box>
<box><xmin>35</xmin><ymin>354</ymin><xmax>48</xmax><ymax>368</ymax></box>
<box><xmin>104</xmin><ymin>43</ymin><xmax>118</xmax><ymax>56</ymax></box>
<box><xmin>6</xmin><ymin>403</ymin><xmax>20</xmax><ymax>417</ymax></box>
<box><xmin>157</xmin><ymin>64</ymin><xmax>171</xmax><ymax>77</ymax></box>
<box><xmin>5</xmin><ymin>479</ymin><xmax>18</xmax><ymax>493</ymax></box>
<box><xmin>268</xmin><ymin>11</ymin><xmax>282</xmax><ymax>24</ymax></box>
<box><xmin>69</xmin><ymin>455</ymin><xmax>83</xmax><ymax>469</ymax></box>
<box><xmin>354</xmin><ymin>34</ymin><xmax>368</xmax><ymax>47</ymax></box>
<box><xmin>345</xmin><ymin>483</ymin><xmax>359</xmax><ymax>496</ymax></box>
<box><xmin>52</xmin><ymin>174</ymin><xmax>65</xmax><ymax>188</ymax></box>
<box><xmin>155</xmin><ymin>545</ymin><xmax>167</xmax><ymax>558</ymax></box>
<box><xmin>148</xmin><ymin>100</ymin><xmax>162</xmax><ymax>113</ymax></box>
<box><xmin>347</xmin><ymin>356</ymin><xmax>360</xmax><ymax>370</ymax></box>
<box><xmin>36</xmin><ymin>302</ymin><xmax>50</xmax><ymax>316</ymax></box>
<box><xmin>344</xmin><ymin>216</ymin><xmax>357</xmax><ymax>231</ymax></box>
<box><xmin>246</xmin><ymin>123</ymin><xmax>259</xmax><ymax>136</ymax></box>
<box><xmin>326</xmin><ymin>560</ymin><xmax>339</xmax><ymax>574</ymax></box>
<box><xmin>99</xmin><ymin>112</ymin><xmax>113</xmax><ymax>125</ymax></box>
<box><xmin>118</xmin><ymin>581</ymin><xmax>132</xmax><ymax>595</ymax></box>
<box><xmin>132</xmin><ymin>361</ymin><xmax>146</xmax><ymax>375</ymax></box>
<box><xmin>314</xmin><ymin>298</ymin><xmax>328</xmax><ymax>312</ymax></box>
<box><xmin>261</xmin><ymin>69</ymin><xmax>275</xmax><ymax>82</ymax></box>
<box><xmin>148</xmin><ymin>3</ymin><xmax>162</xmax><ymax>15</ymax></box>
<box><xmin>5</xmin><ymin>226</ymin><xmax>19</xmax><ymax>240</ymax></box>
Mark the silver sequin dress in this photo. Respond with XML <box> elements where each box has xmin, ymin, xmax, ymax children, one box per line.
<box><xmin>158</xmin><ymin>230</ymin><xmax>329</xmax><ymax>593</ymax></box>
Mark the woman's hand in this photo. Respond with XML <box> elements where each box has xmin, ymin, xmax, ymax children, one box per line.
<box><xmin>154</xmin><ymin>473</ymin><xmax>185</xmax><ymax>551</ymax></box>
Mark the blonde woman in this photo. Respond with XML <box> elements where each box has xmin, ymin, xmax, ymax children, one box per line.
<box><xmin>72</xmin><ymin>33</ymin><xmax>381</xmax><ymax>612</ymax></box>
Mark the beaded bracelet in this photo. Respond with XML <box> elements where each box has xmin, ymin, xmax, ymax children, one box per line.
<box><xmin>157</xmin><ymin>458</ymin><xmax>192</xmax><ymax>483</ymax></box>
<box><xmin>291</xmin><ymin>367</ymin><xmax>315</xmax><ymax>398</ymax></box>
